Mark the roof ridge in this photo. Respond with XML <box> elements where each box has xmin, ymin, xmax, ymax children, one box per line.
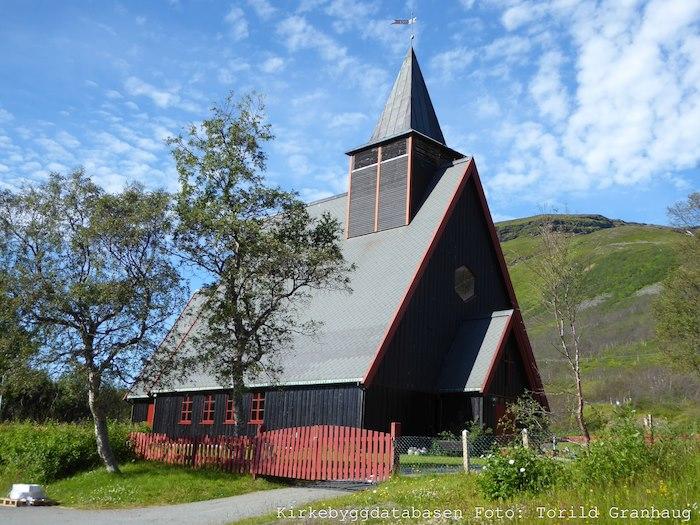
<box><xmin>305</xmin><ymin>192</ymin><xmax>347</xmax><ymax>206</ymax></box>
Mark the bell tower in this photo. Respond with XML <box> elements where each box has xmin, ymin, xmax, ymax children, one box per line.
<box><xmin>345</xmin><ymin>46</ymin><xmax>464</xmax><ymax>239</ymax></box>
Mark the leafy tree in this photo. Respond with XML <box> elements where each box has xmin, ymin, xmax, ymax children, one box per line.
<box><xmin>654</xmin><ymin>192</ymin><xmax>700</xmax><ymax>375</ymax></box>
<box><xmin>500</xmin><ymin>392</ymin><xmax>551</xmax><ymax>435</ymax></box>
<box><xmin>165</xmin><ymin>93</ymin><xmax>352</xmax><ymax>434</ymax></box>
<box><xmin>0</xmin><ymin>273</ymin><xmax>37</xmax><ymax>419</ymax></box>
<box><xmin>0</xmin><ymin>171</ymin><xmax>184</xmax><ymax>472</ymax></box>
<box><xmin>0</xmin><ymin>366</ymin><xmax>55</xmax><ymax>421</ymax></box>
<box><xmin>535</xmin><ymin>222</ymin><xmax>591</xmax><ymax>445</ymax></box>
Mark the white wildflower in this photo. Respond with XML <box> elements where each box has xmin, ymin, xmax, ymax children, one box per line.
<box><xmin>519</xmin><ymin>467</ymin><xmax>525</xmax><ymax>473</ymax></box>
<box><xmin>508</xmin><ymin>459</ymin><xmax>515</xmax><ymax>465</ymax></box>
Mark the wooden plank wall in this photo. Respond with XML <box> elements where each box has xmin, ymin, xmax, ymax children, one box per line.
<box><xmin>149</xmin><ymin>385</ymin><xmax>363</xmax><ymax>438</ymax></box>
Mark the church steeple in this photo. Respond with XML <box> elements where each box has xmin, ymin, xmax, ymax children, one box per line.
<box><xmin>344</xmin><ymin>47</ymin><xmax>464</xmax><ymax>239</ymax></box>
<box><xmin>369</xmin><ymin>47</ymin><xmax>445</xmax><ymax>146</ymax></box>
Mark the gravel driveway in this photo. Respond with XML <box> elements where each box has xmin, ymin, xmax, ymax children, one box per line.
<box><xmin>0</xmin><ymin>485</ymin><xmax>355</xmax><ymax>525</ymax></box>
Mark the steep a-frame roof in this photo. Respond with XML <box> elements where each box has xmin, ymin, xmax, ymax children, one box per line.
<box><xmin>130</xmin><ymin>157</ymin><xmax>546</xmax><ymax>402</ymax></box>
<box><xmin>130</xmin><ymin>157</ymin><xmax>473</xmax><ymax>396</ymax></box>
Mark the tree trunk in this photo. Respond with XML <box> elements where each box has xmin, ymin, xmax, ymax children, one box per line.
<box><xmin>230</xmin><ymin>375</ymin><xmax>246</xmax><ymax>437</ymax></box>
<box><xmin>574</xmin><ymin>367</ymin><xmax>590</xmax><ymax>446</ymax></box>
<box><xmin>87</xmin><ymin>370</ymin><xmax>121</xmax><ymax>473</ymax></box>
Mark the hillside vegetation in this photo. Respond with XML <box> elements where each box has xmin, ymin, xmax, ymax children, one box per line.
<box><xmin>497</xmin><ymin>215</ymin><xmax>699</xmax><ymax>431</ymax></box>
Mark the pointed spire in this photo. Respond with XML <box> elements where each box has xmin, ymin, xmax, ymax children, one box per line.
<box><xmin>369</xmin><ymin>47</ymin><xmax>445</xmax><ymax>146</ymax></box>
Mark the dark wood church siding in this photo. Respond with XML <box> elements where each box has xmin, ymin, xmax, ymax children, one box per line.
<box><xmin>264</xmin><ymin>385</ymin><xmax>363</xmax><ymax>429</ymax></box>
<box><xmin>152</xmin><ymin>391</ymin><xmax>254</xmax><ymax>438</ymax></box>
<box><xmin>371</xmin><ymin>175</ymin><xmax>511</xmax><ymax>394</ymax></box>
<box><xmin>363</xmin><ymin>386</ymin><xmax>438</xmax><ymax>434</ymax></box>
<box><xmin>150</xmin><ymin>385</ymin><xmax>363</xmax><ymax>437</ymax></box>
<box><xmin>487</xmin><ymin>336</ymin><xmax>529</xmax><ymax>399</ymax></box>
<box><xmin>131</xmin><ymin>399</ymin><xmax>150</xmax><ymax>423</ymax></box>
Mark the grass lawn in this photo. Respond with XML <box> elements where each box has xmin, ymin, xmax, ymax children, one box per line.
<box><xmin>233</xmin><ymin>448</ymin><xmax>699</xmax><ymax>524</ymax></box>
<box><xmin>1</xmin><ymin>461</ymin><xmax>284</xmax><ymax>509</ymax></box>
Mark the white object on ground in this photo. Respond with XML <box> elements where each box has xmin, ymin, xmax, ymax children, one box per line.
<box><xmin>9</xmin><ymin>483</ymin><xmax>48</xmax><ymax>501</ymax></box>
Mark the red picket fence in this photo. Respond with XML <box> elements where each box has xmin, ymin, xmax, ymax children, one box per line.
<box><xmin>129</xmin><ymin>432</ymin><xmax>253</xmax><ymax>473</ymax></box>
<box><xmin>129</xmin><ymin>424</ymin><xmax>395</xmax><ymax>482</ymax></box>
<box><xmin>252</xmin><ymin>425</ymin><xmax>394</xmax><ymax>482</ymax></box>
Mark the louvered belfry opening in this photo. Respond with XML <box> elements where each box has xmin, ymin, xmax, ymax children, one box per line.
<box><xmin>345</xmin><ymin>46</ymin><xmax>464</xmax><ymax>239</ymax></box>
<box><xmin>347</xmin><ymin>138</ymin><xmax>409</xmax><ymax>238</ymax></box>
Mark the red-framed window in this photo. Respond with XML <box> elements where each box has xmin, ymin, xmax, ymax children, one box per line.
<box><xmin>201</xmin><ymin>395</ymin><xmax>215</xmax><ymax>424</ymax></box>
<box><xmin>179</xmin><ymin>395</ymin><xmax>193</xmax><ymax>425</ymax></box>
<box><xmin>249</xmin><ymin>392</ymin><xmax>265</xmax><ymax>424</ymax></box>
<box><xmin>224</xmin><ymin>395</ymin><xmax>236</xmax><ymax>424</ymax></box>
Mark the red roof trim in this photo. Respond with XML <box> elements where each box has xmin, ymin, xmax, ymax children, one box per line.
<box><xmin>468</xmin><ymin>166</ymin><xmax>547</xmax><ymax>402</ymax></box>
<box><xmin>362</xmin><ymin>159</ymin><xmax>547</xmax><ymax>406</ymax></box>
<box><xmin>363</xmin><ymin>158</ymin><xmax>476</xmax><ymax>385</ymax></box>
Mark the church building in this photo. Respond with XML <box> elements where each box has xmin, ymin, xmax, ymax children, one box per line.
<box><xmin>128</xmin><ymin>47</ymin><xmax>547</xmax><ymax>437</ymax></box>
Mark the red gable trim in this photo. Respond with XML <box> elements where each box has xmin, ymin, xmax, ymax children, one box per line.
<box><xmin>362</xmin><ymin>159</ymin><xmax>547</xmax><ymax>406</ymax></box>
<box><xmin>468</xmin><ymin>167</ymin><xmax>547</xmax><ymax>403</ymax></box>
<box><xmin>510</xmin><ymin>310</ymin><xmax>549</xmax><ymax>408</ymax></box>
<box><xmin>363</xmin><ymin>158</ymin><xmax>476</xmax><ymax>385</ymax></box>
<box><xmin>479</xmin><ymin>313</ymin><xmax>548</xmax><ymax>409</ymax></box>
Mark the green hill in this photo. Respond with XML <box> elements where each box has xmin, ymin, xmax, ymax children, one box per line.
<box><xmin>497</xmin><ymin>215</ymin><xmax>699</xmax><ymax>431</ymax></box>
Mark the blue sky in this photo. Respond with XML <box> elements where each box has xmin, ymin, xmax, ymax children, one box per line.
<box><xmin>0</xmin><ymin>0</ymin><xmax>698</xmax><ymax>225</ymax></box>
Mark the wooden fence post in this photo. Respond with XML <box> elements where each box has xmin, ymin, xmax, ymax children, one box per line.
<box><xmin>390</xmin><ymin>421</ymin><xmax>401</xmax><ymax>476</ymax></box>
<box><xmin>462</xmin><ymin>429</ymin><xmax>470</xmax><ymax>473</ymax></box>
<box><xmin>521</xmin><ymin>428</ymin><xmax>529</xmax><ymax>449</ymax></box>
<box><xmin>644</xmin><ymin>414</ymin><xmax>654</xmax><ymax>444</ymax></box>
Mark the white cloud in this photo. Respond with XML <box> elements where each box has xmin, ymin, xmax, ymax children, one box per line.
<box><xmin>105</xmin><ymin>89</ymin><xmax>123</xmax><ymax>100</ymax></box>
<box><xmin>260</xmin><ymin>56</ymin><xmax>285</xmax><ymax>74</ymax></box>
<box><xmin>325</xmin><ymin>0</ymin><xmax>377</xmax><ymax>33</ymax></box>
<box><xmin>276</xmin><ymin>16</ymin><xmax>388</xmax><ymax>96</ymax></box>
<box><xmin>224</xmin><ymin>7</ymin><xmax>249</xmax><ymax>41</ymax></box>
<box><xmin>0</xmin><ymin>107</ymin><xmax>13</xmax><ymax>123</ymax></box>
<box><xmin>459</xmin><ymin>0</ymin><xmax>476</xmax><ymax>9</ymax></box>
<box><xmin>474</xmin><ymin>95</ymin><xmax>502</xmax><ymax>118</ymax></box>
<box><xmin>328</xmin><ymin>112</ymin><xmax>367</xmax><ymax>129</ymax></box>
<box><xmin>529</xmin><ymin>50</ymin><xmax>568</xmax><ymax>122</ymax></box>
<box><xmin>124</xmin><ymin>77</ymin><xmax>179</xmax><ymax>108</ymax></box>
<box><xmin>431</xmin><ymin>47</ymin><xmax>475</xmax><ymax>81</ymax></box>
<box><xmin>481</xmin><ymin>35</ymin><xmax>532</xmax><ymax>62</ymax></box>
<box><xmin>487</xmin><ymin>0</ymin><xmax>700</xmax><ymax>202</ymax></box>
<box><xmin>218</xmin><ymin>58</ymin><xmax>251</xmax><ymax>84</ymax></box>
<box><xmin>247</xmin><ymin>0</ymin><xmax>275</xmax><ymax>20</ymax></box>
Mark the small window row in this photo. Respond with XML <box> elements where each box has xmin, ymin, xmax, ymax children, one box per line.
<box><xmin>178</xmin><ymin>392</ymin><xmax>265</xmax><ymax>426</ymax></box>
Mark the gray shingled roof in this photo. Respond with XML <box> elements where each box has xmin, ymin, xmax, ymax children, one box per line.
<box><xmin>435</xmin><ymin>310</ymin><xmax>513</xmax><ymax>393</ymax></box>
<box><xmin>367</xmin><ymin>47</ymin><xmax>445</xmax><ymax>146</ymax></box>
<box><xmin>129</xmin><ymin>157</ymin><xmax>473</xmax><ymax>397</ymax></box>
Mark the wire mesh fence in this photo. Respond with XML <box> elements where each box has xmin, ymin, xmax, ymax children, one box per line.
<box><xmin>396</xmin><ymin>431</ymin><xmax>575</xmax><ymax>474</ymax></box>
<box><xmin>395</xmin><ymin>435</ymin><xmax>464</xmax><ymax>474</ymax></box>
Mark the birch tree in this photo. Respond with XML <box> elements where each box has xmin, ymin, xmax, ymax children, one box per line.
<box><xmin>536</xmin><ymin>222</ymin><xmax>591</xmax><ymax>444</ymax></box>
<box><xmin>0</xmin><ymin>171</ymin><xmax>184</xmax><ymax>472</ymax></box>
<box><xmin>168</xmin><ymin>93</ymin><xmax>352</xmax><ymax>435</ymax></box>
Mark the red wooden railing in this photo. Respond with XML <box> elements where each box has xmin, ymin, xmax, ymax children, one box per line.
<box><xmin>129</xmin><ymin>424</ymin><xmax>395</xmax><ymax>482</ymax></box>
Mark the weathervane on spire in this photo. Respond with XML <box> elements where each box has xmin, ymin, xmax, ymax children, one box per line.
<box><xmin>391</xmin><ymin>10</ymin><xmax>417</xmax><ymax>45</ymax></box>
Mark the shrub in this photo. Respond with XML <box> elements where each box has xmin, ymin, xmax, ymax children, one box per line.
<box><xmin>574</xmin><ymin>407</ymin><xmax>651</xmax><ymax>485</ymax></box>
<box><xmin>477</xmin><ymin>446</ymin><xmax>562</xmax><ymax>500</ymax></box>
<box><xmin>0</xmin><ymin>421</ymin><xmax>137</xmax><ymax>483</ymax></box>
